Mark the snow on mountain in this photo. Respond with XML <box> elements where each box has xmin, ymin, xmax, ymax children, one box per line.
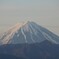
<box><xmin>0</xmin><ymin>21</ymin><xmax>59</xmax><ymax>45</ymax></box>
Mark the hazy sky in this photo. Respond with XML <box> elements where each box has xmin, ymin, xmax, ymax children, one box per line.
<box><xmin>0</xmin><ymin>0</ymin><xmax>59</xmax><ymax>35</ymax></box>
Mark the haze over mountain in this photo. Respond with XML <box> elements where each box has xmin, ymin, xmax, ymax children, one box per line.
<box><xmin>0</xmin><ymin>21</ymin><xmax>59</xmax><ymax>59</ymax></box>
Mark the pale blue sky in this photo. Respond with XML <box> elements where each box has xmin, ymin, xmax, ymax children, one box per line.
<box><xmin>0</xmin><ymin>0</ymin><xmax>59</xmax><ymax>35</ymax></box>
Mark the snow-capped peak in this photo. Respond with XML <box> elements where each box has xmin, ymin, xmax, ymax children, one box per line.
<box><xmin>3</xmin><ymin>21</ymin><xmax>30</xmax><ymax>35</ymax></box>
<box><xmin>0</xmin><ymin>21</ymin><xmax>33</xmax><ymax>44</ymax></box>
<box><xmin>0</xmin><ymin>21</ymin><xmax>59</xmax><ymax>45</ymax></box>
<box><xmin>7</xmin><ymin>21</ymin><xmax>30</xmax><ymax>32</ymax></box>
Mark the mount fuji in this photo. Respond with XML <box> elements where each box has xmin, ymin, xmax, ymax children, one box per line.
<box><xmin>0</xmin><ymin>21</ymin><xmax>59</xmax><ymax>44</ymax></box>
<box><xmin>0</xmin><ymin>21</ymin><xmax>59</xmax><ymax>59</ymax></box>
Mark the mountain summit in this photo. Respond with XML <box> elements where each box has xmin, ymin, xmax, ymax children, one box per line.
<box><xmin>0</xmin><ymin>21</ymin><xmax>59</xmax><ymax>59</ymax></box>
<box><xmin>0</xmin><ymin>21</ymin><xmax>59</xmax><ymax>45</ymax></box>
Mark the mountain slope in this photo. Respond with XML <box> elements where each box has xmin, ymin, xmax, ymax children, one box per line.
<box><xmin>0</xmin><ymin>21</ymin><xmax>59</xmax><ymax>45</ymax></box>
<box><xmin>0</xmin><ymin>21</ymin><xmax>59</xmax><ymax>59</ymax></box>
<box><xmin>0</xmin><ymin>41</ymin><xmax>59</xmax><ymax>59</ymax></box>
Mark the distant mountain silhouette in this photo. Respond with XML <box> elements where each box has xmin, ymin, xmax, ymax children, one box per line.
<box><xmin>0</xmin><ymin>21</ymin><xmax>59</xmax><ymax>59</ymax></box>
